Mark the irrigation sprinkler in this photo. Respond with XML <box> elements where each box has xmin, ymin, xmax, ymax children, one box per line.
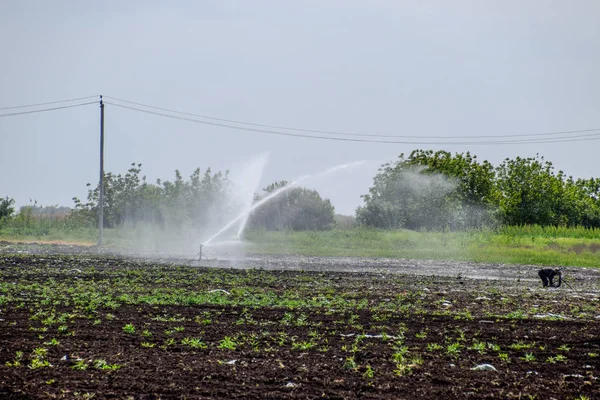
<box><xmin>190</xmin><ymin>244</ymin><xmax>210</xmax><ymax>263</ymax></box>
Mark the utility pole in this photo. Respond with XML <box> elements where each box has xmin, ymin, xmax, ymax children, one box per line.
<box><xmin>98</xmin><ymin>95</ymin><xmax>105</xmax><ymax>247</ymax></box>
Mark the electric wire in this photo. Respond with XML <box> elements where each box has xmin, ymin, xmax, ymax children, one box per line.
<box><xmin>1</xmin><ymin>94</ymin><xmax>599</xmax><ymax>145</ymax></box>
<box><xmin>0</xmin><ymin>101</ymin><xmax>98</xmax><ymax>118</ymax></box>
<box><xmin>104</xmin><ymin>95</ymin><xmax>600</xmax><ymax>140</ymax></box>
<box><xmin>0</xmin><ymin>95</ymin><xmax>99</xmax><ymax>111</ymax></box>
<box><xmin>105</xmin><ymin>101</ymin><xmax>600</xmax><ymax>145</ymax></box>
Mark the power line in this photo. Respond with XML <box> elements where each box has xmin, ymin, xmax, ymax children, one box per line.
<box><xmin>104</xmin><ymin>95</ymin><xmax>600</xmax><ymax>140</ymax></box>
<box><xmin>105</xmin><ymin>101</ymin><xmax>600</xmax><ymax>145</ymax></box>
<box><xmin>0</xmin><ymin>101</ymin><xmax>98</xmax><ymax>118</ymax></box>
<box><xmin>1</xmin><ymin>94</ymin><xmax>598</xmax><ymax>144</ymax></box>
<box><xmin>0</xmin><ymin>95</ymin><xmax>98</xmax><ymax>111</ymax></box>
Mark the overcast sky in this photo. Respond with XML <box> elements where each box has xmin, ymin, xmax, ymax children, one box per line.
<box><xmin>1</xmin><ymin>0</ymin><xmax>599</xmax><ymax>215</ymax></box>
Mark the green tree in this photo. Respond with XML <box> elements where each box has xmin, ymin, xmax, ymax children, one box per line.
<box><xmin>72</xmin><ymin>163</ymin><xmax>234</xmax><ymax>230</ymax></box>
<box><xmin>574</xmin><ymin>177</ymin><xmax>600</xmax><ymax>227</ymax></box>
<box><xmin>0</xmin><ymin>196</ymin><xmax>16</xmax><ymax>219</ymax></box>
<box><xmin>357</xmin><ymin>150</ymin><xmax>497</xmax><ymax>230</ymax></box>
<box><xmin>494</xmin><ymin>155</ymin><xmax>586</xmax><ymax>226</ymax></box>
<box><xmin>248</xmin><ymin>181</ymin><xmax>335</xmax><ymax>231</ymax></box>
<box><xmin>403</xmin><ymin>150</ymin><xmax>497</xmax><ymax>207</ymax></box>
<box><xmin>359</xmin><ymin>150</ymin><xmax>600</xmax><ymax>229</ymax></box>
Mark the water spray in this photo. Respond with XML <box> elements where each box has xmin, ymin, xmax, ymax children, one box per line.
<box><xmin>199</xmin><ymin>159</ymin><xmax>366</xmax><ymax>253</ymax></box>
<box><xmin>202</xmin><ymin>175</ymin><xmax>310</xmax><ymax>246</ymax></box>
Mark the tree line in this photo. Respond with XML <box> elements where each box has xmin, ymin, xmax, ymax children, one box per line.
<box><xmin>68</xmin><ymin>163</ymin><xmax>334</xmax><ymax>233</ymax></box>
<box><xmin>356</xmin><ymin>150</ymin><xmax>600</xmax><ymax>230</ymax></box>
<box><xmin>2</xmin><ymin>150</ymin><xmax>600</xmax><ymax>232</ymax></box>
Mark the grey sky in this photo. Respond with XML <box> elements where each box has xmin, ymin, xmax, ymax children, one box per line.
<box><xmin>1</xmin><ymin>0</ymin><xmax>599</xmax><ymax>215</ymax></box>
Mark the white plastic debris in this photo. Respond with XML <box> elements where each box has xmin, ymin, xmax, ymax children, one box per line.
<box><xmin>471</xmin><ymin>363</ymin><xmax>497</xmax><ymax>371</ymax></box>
<box><xmin>533</xmin><ymin>313</ymin><xmax>567</xmax><ymax>319</ymax></box>
<box><xmin>339</xmin><ymin>333</ymin><xmax>398</xmax><ymax>339</ymax></box>
<box><xmin>526</xmin><ymin>371</ymin><xmax>538</xmax><ymax>376</ymax></box>
<box><xmin>564</xmin><ymin>374</ymin><xmax>585</xmax><ymax>379</ymax></box>
<box><xmin>208</xmin><ymin>289</ymin><xmax>231</xmax><ymax>295</ymax></box>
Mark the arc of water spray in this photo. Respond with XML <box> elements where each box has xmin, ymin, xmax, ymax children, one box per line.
<box><xmin>235</xmin><ymin>152</ymin><xmax>270</xmax><ymax>238</ymax></box>
<box><xmin>203</xmin><ymin>175</ymin><xmax>310</xmax><ymax>245</ymax></box>
<box><xmin>202</xmin><ymin>160</ymin><xmax>366</xmax><ymax>245</ymax></box>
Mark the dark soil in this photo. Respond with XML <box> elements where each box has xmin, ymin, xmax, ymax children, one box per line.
<box><xmin>0</xmin><ymin>244</ymin><xmax>599</xmax><ymax>399</ymax></box>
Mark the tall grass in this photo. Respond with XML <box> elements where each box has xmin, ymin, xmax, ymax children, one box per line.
<box><xmin>0</xmin><ymin>211</ymin><xmax>96</xmax><ymax>243</ymax></box>
<box><xmin>244</xmin><ymin>226</ymin><xmax>600</xmax><ymax>268</ymax></box>
<box><xmin>498</xmin><ymin>224</ymin><xmax>600</xmax><ymax>239</ymax></box>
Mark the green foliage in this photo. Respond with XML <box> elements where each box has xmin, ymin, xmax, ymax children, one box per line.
<box><xmin>248</xmin><ymin>181</ymin><xmax>335</xmax><ymax>231</ymax></box>
<box><xmin>71</xmin><ymin>164</ymin><xmax>335</xmax><ymax>233</ymax></box>
<box><xmin>494</xmin><ymin>154</ymin><xmax>590</xmax><ymax>226</ymax></box>
<box><xmin>0</xmin><ymin>198</ymin><xmax>93</xmax><ymax>236</ymax></box>
<box><xmin>72</xmin><ymin>163</ymin><xmax>235</xmax><ymax>230</ymax></box>
<box><xmin>356</xmin><ymin>150</ymin><xmax>497</xmax><ymax>230</ymax></box>
<box><xmin>0</xmin><ymin>196</ymin><xmax>16</xmax><ymax>219</ymax></box>
<box><xmin>358</xmin><ymin>150</ymin><xmax>600</xmax><ymax>230</ymax></box>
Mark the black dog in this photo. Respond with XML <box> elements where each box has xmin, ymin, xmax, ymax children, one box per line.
<box><xmin>538</xmin><ymin>268</ymin><xmax>562</xmax><ymax>288</ymax></box>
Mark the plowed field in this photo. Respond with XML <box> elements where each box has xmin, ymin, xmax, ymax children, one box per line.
<box><xmin>1</xmin><ymin>243</ymin><xmax>599</xmax><ymax>399</ymax></box>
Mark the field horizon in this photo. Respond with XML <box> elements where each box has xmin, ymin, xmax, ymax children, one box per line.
<box><xmin>1</xmin><ymin>224</ymin><xmax>600</xmax><ymax>268</ymax></box>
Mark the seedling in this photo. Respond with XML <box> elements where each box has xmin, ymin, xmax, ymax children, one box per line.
<box><xmin>161</xmin><ymin>338</ymin><xmax>177</xmax><ymax>348</ymax></box>
<box><xmin>33</xmin><ymin>347</ymin><xmax>48</xmax><ymax>358</ymax></box>
<box><xmin>292</xmin><ymin>341</ymin><xmax>315</xmax><ymax>351</ymax></box>
<box><xmin>487</xmin><ymin>343</ymin><xmax>501</xmax><ymax>352</ymax></box>
<box><xmin>392</xmin><ymin>346</ymin><xmax>409</xmax><ymax>362</ymax></box>
<box><xmin>415</xmin><ymin>331</ymin><xmax>427</xmax><ymax>339</ymax></box>
<box><xmin>468</xmin><ymin>341</ymin><xmax>487</xmax><ymax>354</ymax></box>
<box><xmin>426</xmin><ymin>343</ymin><xmax>443</xmax><ymax>351</ymax></box>
<box><xmin>72</xmin><ymin>360</ymin><xmax>88</xmax><ymax>370</ymax></box>
<box><xmin>509</xmin><ymin>341</ymin><xmax>533</xmax><ymax>351</ymax></box>
<box><xmin>446</xmin><ymin>342</ymin><xmax>462</xmax><ymax>357</ymax></box>
<box><xmin>93</xmin><ymin>359</ymin><xmax>122</xmax><ymax>370</ymax></box>
<box><xmin>521</xmin><ymin>352</ymin><xmax>536</xmax><ymax>362</ymax></box>
<box><xmin>5</xmin><ymin>351</ymin><xmax>24</xmax><ymax>367</ymax></box>
<box><xmin>182</xmin><ymin>338</ymin><xmax>207</xmax><ymax>349</ymax></box>
<box><xmin>218</xmin><ymin>336</ymin><xmax>238</xmax><ymax>350</ymax></box>
<box><xmin>546</xmin><ymin>354</ymin><xmax>567</xmax><ymax>363</ymax></box>
<box><xmin>505</xmin><ymin>310</ymin><xmax>526</xmax><ymax>320</ymax></box>
<box><xmin>343</xmin><ymin>356</ymin><xmax>357</xmax><ymax>370</ymax></box>
<box><xmin>30</xmin><ymin>358</ymin><xmax>51</xmax><ymax>369</ymax></box>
